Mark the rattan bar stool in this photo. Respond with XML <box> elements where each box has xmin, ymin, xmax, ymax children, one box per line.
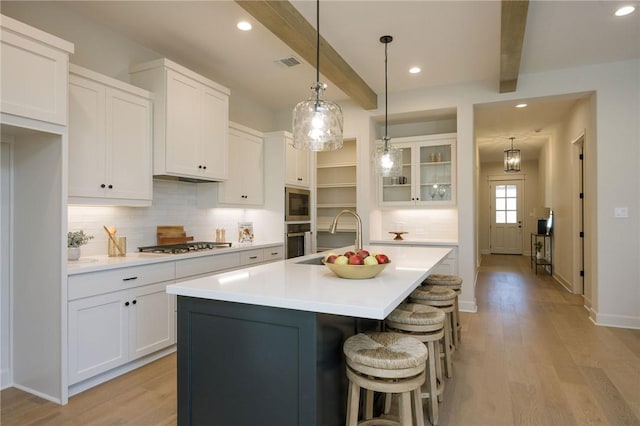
<box><xmin>424</xmin><ymin>274</ymin><xmax>463</xmax><ymax>347</ymax></box>
<box><xmin>343</xmin><ymin>332</ymin><xmax>427</xmax><ymax>426</ymax></box>
<box><xmin>409</xmin><ymin>285</ymin><xmax>456</xmax><ymax>378</ymax></box>
<box><xmin>386</xmin><ymin>303</ymin><xmax>446</xmax><ymax>425</ymax></box>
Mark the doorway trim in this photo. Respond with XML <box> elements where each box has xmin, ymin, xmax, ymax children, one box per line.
<box><xmin>572</xmin><ymin>133</ymin><xmax>585</xmax><ymax>296</ymax></box>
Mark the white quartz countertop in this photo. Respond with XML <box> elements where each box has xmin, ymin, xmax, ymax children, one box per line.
<box><xmin>166</xmin><ymin>245</ymin><xmax>452</xmax><ymax>320</ymax></box>
<box><xmin>66</xmin><ymin>241</ymin><xmax>283</xmax><ymax>275</ymax></box>
<box><xmin>370</xmin><ymin>238</ymin><xmax>458</xmax><ymax>246</ymax></box>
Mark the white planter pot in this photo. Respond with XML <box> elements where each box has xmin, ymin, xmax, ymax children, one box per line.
<box><xmin>536</xmin><ymin>251</ymin><xmax>543</xmax><ymax>260</ymax></box>
<box><xmin>68</xmin><ymin>247</ymin><xmax>81</xmax><ymax>261</ymax></box>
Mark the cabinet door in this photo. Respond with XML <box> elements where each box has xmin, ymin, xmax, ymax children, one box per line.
<box><xmin>0</xmin><ymin>22</ymin><xmax>71</xmax><ymax>125</ymax></box>
<box><xmin>416</xmin><ymin>142</ymin><xmax>455</xmax><ymax>205</ymax></box>
<box><xmin>218</xmin><ymin>127</ymin><xmax>263</xmax><ymax>205</ymax></box>
<box><xmin>379</xmin><ymin>144</ymin><xmax>414</xmax><ymax>205</ymax></box>
<box><xmin>286</xmin><ymin>142</ymin><xmax>311</xmax><ymax>188</ymax></box>
<box><xmin>106</xmin><ymin>88</ymin><xmax>152</xmax><ymax>201</ymax></box>
<box><xmin>68</xmin><ymin>291</ymin><xmax>128</xmax><ymax>384</ymax></box>
<box><xmin>200</xmin><ymin>86</ymin><xmax>228</xmax><ymax>180</ymax></box>
<box><xmin>129</xmin><ymin>283</ymin><xmax>175</xmax><ymax>360</ymax></box>
<box><xmin>165</xmin><ymin>69</ymin><xmax>201</xmax><ymax>177</ymax></box>
<box><xmin>68</xmin><ymin>75</ymin><xmax>107</xmax><ymax>199</ymax></box>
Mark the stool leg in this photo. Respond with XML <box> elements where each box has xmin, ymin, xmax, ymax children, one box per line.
<box><xmin>399</xmin><ymin>391</ymin><xmax>413</xmax><ymax>426</ymax></box>
<box><xmin>452</xmin><ymin>297</ymin><xmax>460</xmax><ymax>347</ymax></box>
<box><xmin>435</xmin><ymin>340</ymin><xmax>444</xmax><ymax>403</ymax></box>
<box><xmin>384</xmin><ymin>392</ymin><xmax>392</xmax><ymax>414</ymax></box>
<box><xmin>346</xmin><ymin>380</ymin><xmax>360</xmax><ymax>426</ymax></box>
<box><xmin>413</xmin><ymin>387</ymin><xmax>425</xmax><ymax>426</ymax></box>
<box><xmin>455</xmin><ymin>296</ymin><xmax>462</xmax><ymax>342</ymax></box>
<box><xmin>365</xmin><ymin>390</ymin><xmax>374</xmax><ymax>420</ymax></box>
<box><xmin>426</xmin><ymin>341</ymin><xmax>439</xmax><ymax>425</ymax></box>
<box><xmin>443</xmin><ymin>316</ymin><xmax>453</xmax><ymax>378</ymax></box>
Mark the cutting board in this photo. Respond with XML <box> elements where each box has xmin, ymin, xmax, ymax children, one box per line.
<box><xmin>157</xmin><ymin>225</ymin><xmax>194</xmax><ymax>245</ymax></box>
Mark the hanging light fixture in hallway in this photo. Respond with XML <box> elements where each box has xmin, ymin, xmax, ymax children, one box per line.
<box><xmin>292</xmin><ymin>0</ymin><xmax>343</xmax><ymax>151</ymax></box>
<box><xmin>504</xmin><ymin>136</ymin><xmax>521</xmax><ymax>173</ymax></box>
<box><xmin>374</xmin><ymin>35</ymin><xmax>402</xmax><ymax>177</ymax></box>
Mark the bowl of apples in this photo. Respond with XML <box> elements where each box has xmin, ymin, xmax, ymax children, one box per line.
<box><xmin>322</xmin><ymin>249</ymin><xmax>391</xmax><ymax>279</ymax></box>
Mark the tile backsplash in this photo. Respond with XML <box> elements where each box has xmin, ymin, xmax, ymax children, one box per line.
<box><xmin>69</xmin><ymin>179</ymin><xmax>283</xmax><ymax>256</ymax></box>
<box><xmin>369</xmin><ymin>209</ymin><xmax>458</xmax><ymax>242</ymax></box>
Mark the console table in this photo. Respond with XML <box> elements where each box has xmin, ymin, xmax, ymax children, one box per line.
<box><xmin>530</xmin><ymin>233</ymin><xmax>552</xmax><ymax>275</ymax></box>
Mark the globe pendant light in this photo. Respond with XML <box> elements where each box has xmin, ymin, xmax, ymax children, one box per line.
<box><xmin>504</xmin><ymin>137</ymin><xmax>521</xmax><ymax>173</ymax></box>
<box><xmin>292</xmin><ymin>0</ymin><xmax>343</xmax><ymax>151</ymax></box>
<box><xmin>374</xmin><ymin>35</ymin><xmax>402</xmax><ymax>177</ymax></box>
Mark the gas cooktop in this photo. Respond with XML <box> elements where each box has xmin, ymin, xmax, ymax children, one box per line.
<box><xmin>138</xmin><ymin>241</ymin><xmax>232</xmax><ymax>254</ymax></box>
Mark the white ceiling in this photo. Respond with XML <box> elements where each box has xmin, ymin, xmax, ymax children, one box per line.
<box><xmin>49</xmin><ymin>1</ymin><xmax>640</xmax><ymax>160</ymax></box>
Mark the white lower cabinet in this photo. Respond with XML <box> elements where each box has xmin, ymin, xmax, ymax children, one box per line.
<box><xmin>67</xmin><ymin>263</ymin><xmax>175</xmax><ymax>385</ymax></box>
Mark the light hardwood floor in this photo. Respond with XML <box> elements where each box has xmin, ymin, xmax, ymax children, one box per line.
<box><xmin>2</xmin><ymin>254</ymin><xmax>639</xmax><ymax>425</ymax></box>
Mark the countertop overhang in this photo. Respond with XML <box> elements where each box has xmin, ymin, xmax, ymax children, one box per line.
<box><xmin>166</xmin><ymin>245</ymin><xmax>452</xmax><ymax>320</ymax></box>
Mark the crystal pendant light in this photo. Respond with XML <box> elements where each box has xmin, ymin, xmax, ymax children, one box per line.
<box><xmin>504</xmin><ymin>137</ymin><xmax>521</xmax><ymax>173</ymax></box>
<box><xmin>292</xmin><ymin>0</ymin><xmax>343</xmax><ymax>151</ymax></box>
<box><xmin>374</xmin><ymin>35</ymin><xmax>402</xmax><ymax>177</ymax></box>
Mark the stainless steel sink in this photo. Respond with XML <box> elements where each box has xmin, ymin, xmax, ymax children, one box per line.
<box><xmin>295</xmin><ymin>256</ymin><xmax>325</xmax><ymax>265</ymax></box>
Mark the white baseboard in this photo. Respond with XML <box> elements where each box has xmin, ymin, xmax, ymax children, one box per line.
<box><xmin>459</xmin><ymin>300</ymin><xmax>477</xmax><ymax>313</ymax></box>
<box><xmin>68</xmin><ymin>346</ymin><xmax>176</xmax><ymax>398</ymax></box>
<box><xmin>11</xmin><ymin>383</ymin><xmax>62</xmax><ymax>404</ymax></box>
<box><xmin>553</xmin><ymin>272</ymin><xmax>573</xmax><ymax>293</ymax></box>
<box><xmin>591</xmin><ymin>312</ymin><xmax>640</xmax><ymax>330</ymax></box>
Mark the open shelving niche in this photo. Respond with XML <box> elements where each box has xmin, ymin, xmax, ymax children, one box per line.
<box><xmin>316</xmin><ymin>139</ymin><xmax>357</xmax><ymax>252</ymax></box>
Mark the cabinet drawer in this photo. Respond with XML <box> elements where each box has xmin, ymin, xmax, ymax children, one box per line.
<box><xmin>68</xmin><ymin>262</ymin><xmax>175</xmax><ymax>301</ymax></box>
<box><xmin>175</xmin><ymin>252</ymin><xmax>241</xmax><ymax>280</ymax></box>
<box><xmin>240</xmin><ymin>249</ymin><xmax>263</xmax><ymax>265</ymax></box>
<box><xmin>263</xmin><ymin>246</ymin><xmax>283</xmax><ymax>262</ymax></box>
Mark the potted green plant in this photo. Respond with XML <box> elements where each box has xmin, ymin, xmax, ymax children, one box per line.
<box><xmin>535</xmin><ymin>241</ymin><xmax>543</xmax><ymax>259</ymax></box>
<box><xmin>67</xmin><ymin>230</ymin><xmax>93</xmax><ymax>261</ymax></box>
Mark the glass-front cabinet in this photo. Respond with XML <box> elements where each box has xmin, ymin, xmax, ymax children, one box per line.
<box><xmin>378</xmin><ymin>133</ymin><xmax>456</xmax><ymax>206</ymax></box>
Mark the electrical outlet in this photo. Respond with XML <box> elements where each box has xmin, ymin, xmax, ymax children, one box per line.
<box><xmin>614</xmin><ymin>207</ymin><xmax>629</xmax><ymax>218</ymax></box>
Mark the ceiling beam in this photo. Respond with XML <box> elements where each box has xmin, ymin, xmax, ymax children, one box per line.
<box><xmin>235</xmin><ymin>0</ymin><xmax>377</xmax><ymax>110</ymax></box>
<box><xmin>500</xmin><ymin>0</ymin><xmax>529</xmax><ymax>93</ymax></box>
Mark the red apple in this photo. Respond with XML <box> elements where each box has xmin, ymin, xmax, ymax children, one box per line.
<box><xmin>348</xmin><ymin>254</ymin><xmax>364</xmax><ymax>265</ymax></box>
<box><xmin>324</xmin><ymin>254</ymin><xmax>338</xmax><ymax>264</ymax></box>
<box><xmin>375</xmin><ymin>253</ymin><xmax>390</xmax><ymax>264</ymax></box>
<box><xmin>356</xmin><ymin>249</ymin><xmax>370</xmax><ymax>259</ymax></box>
<box><xmin>343</xmin><ymin>251</ymin><xmax>355</xmax><ymax>258</ymax></box>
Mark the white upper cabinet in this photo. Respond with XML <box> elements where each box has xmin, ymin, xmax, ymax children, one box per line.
<box><xmin>216</xmin><ymin>122</ymin><xmax>264</xmax><ymax>206</ymax></box>
<box><xmin>68</xmin><ymin>65</ymin><xmax>153</xmax><ymax>206</ymax></box>
<box><xmin>285</xmin><ymin>136</ymin><xmax>311</xmax><ymax>188</ymax></box>
<box><xmin>0</xmin><ymin>14</ymin><xmax>74</xmax><ymax>125</ymax></box>
<box><xmin>130</xmin><ymin>58</ymin><xmax>230</xmax><ymax>182</ymax></box>
<box><xmin>378</xmin><ymin>133</ymin><xmax>457</xmax><ymax>207</ymax></box>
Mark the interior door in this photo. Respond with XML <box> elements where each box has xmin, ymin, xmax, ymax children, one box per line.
<box><xmin>490</xmin><ymin>180</ymin><xmax>523</xmax><ymax>254</ymax></box>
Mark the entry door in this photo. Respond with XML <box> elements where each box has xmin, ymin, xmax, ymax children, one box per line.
<box><xmin>490</xmin><ymin>180</ymin><xmax>523</xmax><ymax>254</ymax></box>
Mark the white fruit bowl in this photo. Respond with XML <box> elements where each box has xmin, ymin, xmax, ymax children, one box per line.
<box><xmin>322</xmin><ymin>260</ymin><xmax>390</xmax><ymax>279</ymax></box>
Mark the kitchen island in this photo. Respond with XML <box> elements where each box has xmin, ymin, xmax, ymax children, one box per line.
<box><xmin>166</xmin><ymin>245</ymin><xmax>451</xmax><ymax>426</ymax></box>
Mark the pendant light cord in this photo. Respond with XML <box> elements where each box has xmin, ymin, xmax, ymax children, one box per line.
<box><xmin>316</xmin><ymin>0</ymin><xmax>320</xmax><ymax>85</ymax></box>
<box><xmin>384</xmin><ymin>39</ymin><xmax>388</xmax><ymax>144</ymax></box>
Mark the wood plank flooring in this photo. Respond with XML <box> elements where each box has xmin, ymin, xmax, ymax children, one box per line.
<box><xmin>2</xmin><ymin>254</ymin><xmax>639</xmax><ymax>425</ymax></box>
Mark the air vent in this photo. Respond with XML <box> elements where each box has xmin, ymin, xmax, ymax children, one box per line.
<box><xmin>275</xmin><ymin>56</ymin><xmax>302</xmax><ymax>67</ymax></box>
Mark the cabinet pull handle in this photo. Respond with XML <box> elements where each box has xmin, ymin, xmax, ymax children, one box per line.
<box><xmin>122</xmin><ymin>276</ymin><xmax>138</xmax><ymax>281</ymax></box>
<box><xmin>125</xmin><ymin>301</ymin><xmax>130</xmax><ymax>306</ymax></box>
<box><xmin>249</xmin><ymin>256</ymin><xmax>258</xmax><ymax>259</ymax></box>
<box><xmin>271</xmin><ymin>252</ymin><xmax>278</xmax><ymax>255</ymax></box>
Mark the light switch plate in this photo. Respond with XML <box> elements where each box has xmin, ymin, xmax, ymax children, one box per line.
<box><xmin>614</xmin><ymin>207</ymin><xmax>629</xmax><ymax>218</ymax></box>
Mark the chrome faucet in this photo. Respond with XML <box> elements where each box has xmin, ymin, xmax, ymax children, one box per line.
<box><xmin>329</xmin><ymin>209</ymin><xmax>363</xmax><ymax>252</ymax></box>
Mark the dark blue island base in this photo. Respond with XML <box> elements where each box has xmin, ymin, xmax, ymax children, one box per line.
<box><xmin>177</xmin><ymin>296</ymin><xmax>379</xmax><ymax>426</ymax></box>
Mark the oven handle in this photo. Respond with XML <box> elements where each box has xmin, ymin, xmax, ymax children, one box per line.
<box><xmin>286</xmin><ymin>232</ymin><xmax>307</xmax><ymax>237</ymax></box>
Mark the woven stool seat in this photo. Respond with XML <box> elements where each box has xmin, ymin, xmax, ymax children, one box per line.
<box><xmin>424</xmin><ymin>274</ymin><xmax>463</xmax><ymax>287</ymax></box>
<box><xmin>344</xmin><ymin>332</ymin><xmax>427</xmax><ymax>426</ymax></box>
<box><xmin>411</xmin><ymin>285</ymin><xmax>456</xmax><ymax>302</ymax></box>
<box><xmin>387</xmin><ymin>303</ymin><xmax>446</xmax><ymax>326</ymax></box>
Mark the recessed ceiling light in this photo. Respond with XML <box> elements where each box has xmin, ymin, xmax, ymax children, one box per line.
<box><xmin>409</xmin><ymin>67</ymin><xmax>421</xmax><ymax>74</ymax></box>
<box><xmin>516</xmin><ymin>103</ymin><xmax>528</xmax><ymax>108</ymax></box>
<box><xmin>237</xmin><ymin>21</ymin><xmax>252</xmax><ymax>31</ymax></box>
<box><xmin>615</xmin><ymin>5</ymin><xmax>635</xmax><ymax>16</ymax></box>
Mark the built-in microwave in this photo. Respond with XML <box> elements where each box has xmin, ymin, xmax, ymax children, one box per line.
<box><xmin>285</xmin><ymin>187</ymin><xmax>310</xmax><ymax>222</ymax></box>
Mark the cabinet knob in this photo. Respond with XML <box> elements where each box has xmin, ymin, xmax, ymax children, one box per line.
<box><xmin>125</xmin><ymin>301</ymin><xmax>130</xmax><ymax>306</ymax></box>
<box><xmin>297</xmin><ymin>177</ymin><xmax>302</xmax><ymax>181</ymax></box>
<box><xmin>198</xmin><ymin>165</ymin><xmax>203</xmax><ymax>169</ymax></box>
<box><xmin>203</xmin><ymin>165</ymin><xmax>207</xmax><ymax>170</ymax></box>
<box><xmin>100</xmin><ymin>184</ymin><xmax>106</xmax><ymax>188</ymax></box>
<box><xmin>108</xmin><ymin>184</ymin><xmax>113</xmax><ymax>189</ymax></box>
<box><xmin>132</xmin><ymin>300</ymin><xmax>137</xmax><ymax>305</ymax></box>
